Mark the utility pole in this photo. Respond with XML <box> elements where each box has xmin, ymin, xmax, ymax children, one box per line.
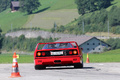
<box><xmin>29</xmin><ymin>22</ymin><xmax>32</xmax><ymax>38</ymax></box>
<box><xmin>54</xmin><ymin>22</ymin><xmax>57</xmax><ymax>39</ymax></box>
<box><xmin>0</xmin><ymin>25</ymin><xmax>2</xmax><ymax>54</ymax></box>
<box><xmin>30</xmin><ymin>22</ymin><xmax>32</xmax><ymax>30</ymax></box>
<box><xmin>99</xmin><ymin>23</ymin><xmax>102</xmax><ymax>53</ymax></box>
<box><xmin>11</xmin><ymin>24</ymin><xmax>14</xmax><ymax>52</ymax></box>
<box><xmin>82</xmin><ymin>20</ymin><xmax>84</xmax><ymax>34</ymax></box>
<box><xmin>108</xmin><ymin>20</ymin><xmax>109</xmax><ymax>38</ymax></box>
<box><xmin>11</xmin><ymin>24</ymin><xmax>12</xmax><ymax>32</ymax></box>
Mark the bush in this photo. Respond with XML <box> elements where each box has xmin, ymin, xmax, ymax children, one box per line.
<box><xmin>2</xmin><ymin>35</ymin><xmax>56</xmax><ymax>52</ymax></box>
<box><xmin>109</xmin><ymin>6</ymin><xmax>120</xmax><ymax>26</ymax></box>
<box><xmin>106</xmin><ymin>38</ymin><xmax>120</xmax><ymax>50</ymax></box>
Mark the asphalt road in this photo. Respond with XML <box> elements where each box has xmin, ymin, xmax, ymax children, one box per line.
<box><xmin>0</xmin><ymin>63</ymin><xmax>120</xmax><ymax>80</ymax></box>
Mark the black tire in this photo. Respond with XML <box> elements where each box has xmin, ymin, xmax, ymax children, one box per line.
<box><xmin>35</xmin><ymin>65</ymin><xmax>46</xmax><ymax>70</ymax></box>
<box><xmin>74</xmin><ymin>62</ymin><xmax>83</xmax><ymax>68</ymax></box>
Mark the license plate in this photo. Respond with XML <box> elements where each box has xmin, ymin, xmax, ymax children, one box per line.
<box><xmin>51</xmin><ymin>51</ymin><xmax>63</xmax><ymax>55</ymax></box>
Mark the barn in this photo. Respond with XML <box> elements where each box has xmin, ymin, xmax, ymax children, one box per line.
<box><xmin>56</xmin><ymin>36</ymin><xmax>110</xmax><ymax>53</ymax></box>
<box><xmin>10</xmin><ymin>1</ymin><xmax>20</xmax><ymax>12</ymax></box>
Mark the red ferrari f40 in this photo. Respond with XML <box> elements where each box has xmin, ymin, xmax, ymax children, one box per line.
<box><xmin>34</xmin><ymin>41</ymin><xmax>83</xmax><ymax>69</ymax></box>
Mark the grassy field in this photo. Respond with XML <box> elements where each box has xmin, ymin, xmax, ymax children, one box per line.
<box><xmin>0</xmin><ymin>54</ymin><xmax>33</xmax><ymax>63</ymax></box>
<box><xmin>0</xmin><ymin>0</ymin><xmax>77</xmax><ymax>33</ymax></box>
<box><xmin>37</xmin><ymin>0</ymin><xmax>77</xmax><ymax>10</ymax></box>
<box><xmin>84</xmin><ymin>51</ymin><xmax>120</xmax><ymax>63</ymax></box>
<box><xmin>0</xmin><ymin>9</ymin><xmax>28</xmax><ymax>34</ymax></box>
<box><xmin>1</xmin><ymin>0</ymin><xmax>120</xmax><ymax>34</ymax></box>
<box><xmin>24</xmin><ymin>9</ymin><xmax>79</xmax><ymax>30</ymax></box>
<box><xmin>0</xmin><ymin>49</ymin><xmax>120</xmax><ymax>63</ymax></box>
<box><xmin>23</xmin><ymin>0</ymin><xmax>79</xmax><ymax>30</ymax></box>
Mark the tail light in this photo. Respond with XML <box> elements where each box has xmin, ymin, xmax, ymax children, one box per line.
<box><xmin>69</xmin><ymin>50</ymin><xmax>78</xmax><ymax>55</ymax></box>
<box><xmin>42</xmin><ymin>52</ymin><xmax>45</xmax><ymax>56</ymax></box>
<box><xmin>36</xmin><ymin>52</ymin><xmax>46</xmax><ymax>57</ymax></box>
<box><xmin>73</xmin><ymin>50</ymin><xmax>77</xmax><ymax>55</ymax></box>
<box><xmin>69</xmin><ymin>51</ymin><xmax>73</xmax><ymax>55</ymax></box>
<box><xmin>37</xmin><ymin>52</ymin><xmax>41</xmax><ymax>56</ymax></box>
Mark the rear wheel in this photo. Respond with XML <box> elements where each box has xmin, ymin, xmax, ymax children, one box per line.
<box><xmin>74</xmin><ymin>61</ymin><xmax>83</xmax><ymax>68</ymax></box>
<box><xmin>35</xmin><ymin>65</ymin><xmax>46</xmax><ymax>70</ymax></box>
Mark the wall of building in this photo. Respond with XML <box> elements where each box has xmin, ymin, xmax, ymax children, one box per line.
<box><xmin>79</xmin><ymin>38</ymin><xmax>109</xmax><ymax>53</ymax></box>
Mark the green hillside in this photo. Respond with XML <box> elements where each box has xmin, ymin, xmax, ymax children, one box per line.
<box><xmin>58</xmin><ymin>0</ymin><xmax>120</xmax><ymax>35</ymax></box>
<box><xmin>0</xmin><ymin>9</ymin><xmax>28</xmax><ymax>33</ymax></box>
<box><xmin>38</xmin><ymin>0</ymin><xmax>77</xmax><ymax>10</ymax></box>
<box><xmin>0</xmin><ymin>0</ymin><xmax>120</xmax><ymax>34</ymax></box>
<box><xmin>0</xmin><ymin>0</ymin><xmax>77</xmax><ymax>33</ymax></box>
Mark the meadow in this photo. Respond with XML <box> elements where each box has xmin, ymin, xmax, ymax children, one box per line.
<box><xmin>0</xmin><ymin>0</ymin><xmax>120</xmax><ymax>34</ymax></box>
<box><xmin>0</xmin><ymin>49</ymin><xmax>120</xmax><ymax>63</ymax></box>
<box><xmin>23</xmin><ymin>0</ymin><xmax>79</xmax><ymax>30</ymax></box>
<box><xmin>0</xmin><ymin>9</ymin><xmax>28</xmax><ymax>34</ymax></box>
<box><xmin>0</xmin><ymin>54</ymin><xmax>33</xmax><ymax>63</ymax></box>
<box><xmin>0</xmin><ymin>0</ymin><xmax>77</xmax><ymax>33</ymax></box>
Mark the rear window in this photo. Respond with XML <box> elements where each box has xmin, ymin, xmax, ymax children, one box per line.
<box><xmin>37</xmin><ymin>42</ymin><xmax>78</xmax><ymax>50</ymax></box>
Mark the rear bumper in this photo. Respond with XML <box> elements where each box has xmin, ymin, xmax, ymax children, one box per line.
<box><xmin>34</xmin><ymin>56</ymin><xmax>81</xmax><ymax>66</ymax></box>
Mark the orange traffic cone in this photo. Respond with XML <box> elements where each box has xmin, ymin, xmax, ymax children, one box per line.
<box><xmin>86</xmin><ymin>53</ymin><xmax>90</xmax><ymax>63</ymax></box>
<box><xmin>10</xmin><ymin>52</ymin><xmax>21</xmax><ymax>78</ymax></box>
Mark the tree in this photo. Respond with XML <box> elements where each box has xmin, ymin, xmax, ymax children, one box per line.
<box><xmin>0</xmin><ymin>0</ymin><xmax>11</xmax><ymax>13</ymax></box>
<box><xmin>51</xmin><ymin>28</ymin><xmax>55</xmax><ymax>33</ymax></box>
<box><xmin>20</xmin><ymin>0</ymin><xmax>41</xmax><ymax>14</ymax></box>
<box><xmin>109</xmin><ymin>6</ymin><xmax>120</xmax><ymax>26</ymax></box>
<box><xmin>97</xmin><ymin>0</ymin><xmax>113</xmax><ymax>10</ymax></box>
<box><xmin>18</xmin><ymin>34</ymin><xmax>25</xmax><ymax>41</ymax></box>
<box><xmin>57</xmin><ymin>25</ymin><xmax>65</xmax><ymax>32</ymax></box>
<box><xmin>75</xmin><ymin>0</ymin><xmax>86</xmax><ymax>15</ymax></box>
<box><xmin>75</xmin><ymin>0</ymin><xmax>113</xmax><ymax>15</ymax></box>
